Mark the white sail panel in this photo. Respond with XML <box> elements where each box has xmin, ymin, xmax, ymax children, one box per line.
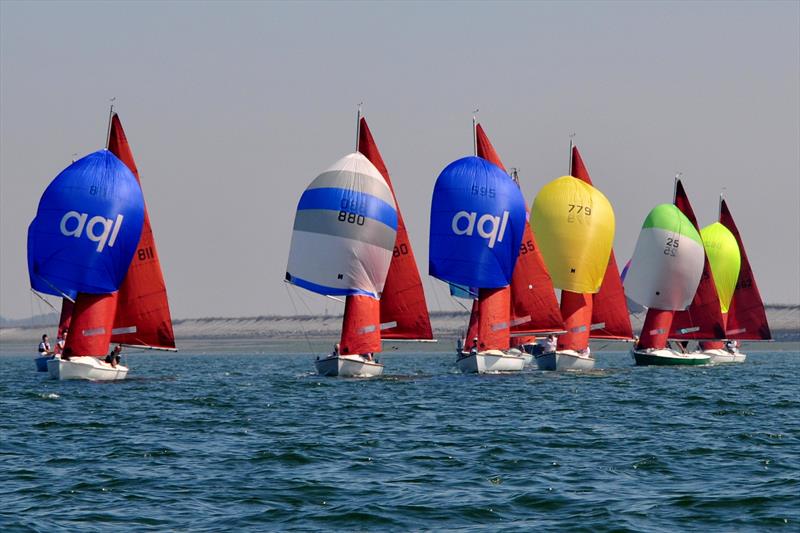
<box><xmin>624</xmin><ymin>205</ymin><xmax>705</xmax><ymax>311</ymax></box>
<box><xmin>286</xmin><ymin>153</ymin><xmax>398</xmax><ymax>298</ymax></box>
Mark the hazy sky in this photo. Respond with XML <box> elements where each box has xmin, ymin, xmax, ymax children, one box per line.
<box><xmin>1</xmin><ymin>1</ymin><xmax>798</xmax><ymax>320</ymax></box>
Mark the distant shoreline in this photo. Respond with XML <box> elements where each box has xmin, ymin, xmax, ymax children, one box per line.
<box><xmin>2</xmin><ymin>306</ymin><xmax>798</xmax><ymax>344</ymax></box>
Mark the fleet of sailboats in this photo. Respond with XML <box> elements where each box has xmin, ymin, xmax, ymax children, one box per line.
<box><xmin>24</xmin><ymin>107</ymin><xmax>774</xmax><ymax>379</ymax></box>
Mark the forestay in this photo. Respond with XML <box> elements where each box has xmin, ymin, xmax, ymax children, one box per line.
<box><xmin>624</xmin><ymin>204</ymin><xmax>705</xmax><ymax>311</ymax></box>
<box><xmin>286</xmin><ymin>152</ymin><xmax>398</xmax><ymax>299</ymax></box>
<box><xmin>429</xmin><ymin>156</ymin><xmax>526</xmax><ymax>289</ymax></box>
<box><xmin>27</xmin><ymin>150</ymin><xmax>145</xmax><ymax>298</ymax></box>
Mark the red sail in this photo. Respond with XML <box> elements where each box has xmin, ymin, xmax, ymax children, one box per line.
<box><xmin>477</xmin><ymin>288</ymin><xmax>511</xmax><ymax>351</ymax></box>
<box><xmin>465</xmin><ymin>299</ymin><xmax>480</xmax><ymax>346</ymax></box>
<box><xmin>720</xmin><ymin>199</ymin><xmax>771</xmax><ymax>340</ymax></box>
<box><xmin>670</xmin><ymin>181</ymin><xmax>725</xmax><ymax>339</ymax></box>
<box><xmin>63</xmin><ymin>293</ymin><xmax>118</xmax><ymax>357</ymax></box>
<box><xmin>358</xmin><ymin>118</ymin><xmax>432</xmax><ymax>340</ymax></box>
<box><xmin>476</xmin><ymin>124</ymin><xmax>561</xmax><ymax>345</ymax></box>
<box><xmin>57</xmin><ymin>299</ymin><xmax>74</xmax><ymax>338</ymax></box>
<box><xmin>637</xmin><ymin>308</ymin><xmax>673</xmax><ymax>350</ymax></box>
<box><xmin>107</xmin><ymin>114</ymin><xmax>176</xmax><ymax>350</ymax></box>
<box><xmin>558</xmin><ymin>291</ymin><xmax>592</xmax><ymax>350</ymax></box>
<box><xmin>340</xmin><ymin>295</ymin><xmax>382</xmax><ymax>355</ymax></box>
<box><xmin>570</xmin><ymin>145</ymin><xmax>633</xmax><ymax>340</ymax></box>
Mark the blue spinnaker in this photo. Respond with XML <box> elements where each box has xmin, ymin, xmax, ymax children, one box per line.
<box><xmin>28</xmin><ymin>150</ymin><xmax>145</xmax><ymax>298</ymax></box>
<box><xmin>429</xmin><ymin>156</ymin><xmax>526</xmax><ymax>288</ymax></box>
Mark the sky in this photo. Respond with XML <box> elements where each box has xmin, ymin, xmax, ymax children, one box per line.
<box><xmin>1</xmin><ymin>0</ymin><xmax>798</xmax><ymax>320</ymax></box>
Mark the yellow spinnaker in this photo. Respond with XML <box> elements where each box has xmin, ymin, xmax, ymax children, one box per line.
<box><xmin>531</xmin><ymin>176</ymin><xmax>615</xmax><ymax>293</ymax></box>
<box><xmin>701</xmin><ymin>222</ymin><xmax>741</xmax><ymax>313</ymax></box>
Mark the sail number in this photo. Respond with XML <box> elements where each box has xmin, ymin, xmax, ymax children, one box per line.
<box><xmin>519</xmin><ymin>239</ymin><xmax>536</xmax><ymax>255</ymax></box>
<box><xmin>338</xmin><ymin>211</ymin><xmax>365</xmax><ymax>225</ymax></box>
<box><xmin>663</xmin><ymin>237</ymin><xmax>679</xmax><ymax>256</ymax></box>
<box><xmin>137</xmin><ymin>246</ymin><xmax>155</xmax><ymax>261</ymax></box>
<box><xmin>567</xmin><ymin>204</ymin><xmax>591</xmax><ymax>223</ymax></box>
<box><xmin>471</xmin><ymin>185</ymin><xmax>496</xmax><ymax>198</ymax></box>
<box><xmin>393</xmin><ymin>243</ymin><xmax>409</xmax><ymax>257</ymax></box>
<box><xmin>338</xmin><ymin>197</ymin><xmax>366</xmax><ymax>226</ymax></box>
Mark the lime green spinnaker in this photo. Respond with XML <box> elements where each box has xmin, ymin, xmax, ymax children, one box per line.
<box><xmin>700</xmin><ymin>222</ymin><xmax>740</xmax><ymax>313</ymax></box>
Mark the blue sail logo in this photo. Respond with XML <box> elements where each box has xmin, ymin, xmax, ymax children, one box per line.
<box><xmin>59</xmin><ymin>211</ymin><xmax>125</xmax><ymax>252</ymax></box>
<box><xmin>451</xmin><ymin>210</ymin><xmax>510</xmax><ymax>248</ymax></box>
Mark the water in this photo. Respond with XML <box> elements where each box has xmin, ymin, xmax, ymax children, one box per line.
<box><xmin>1</xmin><ymin>345</ymin><xmax>798</xmax><ymax>531</ymax></box>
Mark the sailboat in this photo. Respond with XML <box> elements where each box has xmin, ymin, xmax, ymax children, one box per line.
<box><xmin>459</xmin><ymin>123</ymin><xmax>563</xmax><ymax>368</ymax></box>
<box><xmin>429</xmin><ymin>136</ymin><xmax>528</xmax><ymax>374</ymax></box>
<box><xmin>28</xmin><ymin>119</ymin><xmax>146</xmax><ymax>380</ymax></box>
<box><xmin>530</xmin><ymin>144</ymin><xmax>618</xmax><ymax>370</ymax></box>
<box><xmin>286</xmin><ymin>116</ymin><xmax>399</xmax><ymax>378</ymax></box>
<box><xmin>43</xmin><ymin>112</ymin><xmax>176</xmax><ymax>380</ymax></box>
<box><xmin>625</xmin><ymin>180</ymin><xmax>711</xmax><ymax>365</ymax></box>
<box><xmin>695</xmin><ymin>196</ymin><xmax>771</xmax><ymax>362</ymax></box>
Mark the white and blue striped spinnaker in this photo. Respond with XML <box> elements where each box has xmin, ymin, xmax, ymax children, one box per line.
<box><xmin>286</xmin><ymin>152</ymin><xmax>398</xmax><ymax>299</ymax></box>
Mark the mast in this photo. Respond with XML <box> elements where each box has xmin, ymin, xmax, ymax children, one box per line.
<box><xmin>104</xmin><ymin>97</ymin><xmax>116</xmax><ymax>150</ymax></box>
<box><xmin>472</xmin><ymin>109</ymin><xmax>479</xmax><ymax>156</ymax></box>
<box><xmin>355</xmin><ymin>102</ymin><xmax>363</xmax><ymax>152</ymax></box>
<box><xmin>673</xmin><ymin>172</ymin><xmax>682</xmax><ymax>202</ymax></box>
<box><xmin>568</xmin><ymin>133</ymin><xmax>575</xmax><ymax>175</ymax></box>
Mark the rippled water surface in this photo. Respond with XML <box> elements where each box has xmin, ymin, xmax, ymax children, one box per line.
<box><xmin>1</xmin><ymin>344</ymin><xmax>798</xmax><ymax>531</ymax></box>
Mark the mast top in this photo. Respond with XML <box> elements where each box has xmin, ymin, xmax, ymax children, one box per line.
<box><xmin>471</xmin><ymin>108</ymin><xmax>479</xmax><ymax>156</ymax></box>
<box><xmin>105</xmin><ymin>97</ymin><xmax>116</xmax><ymax>150</ymax></box>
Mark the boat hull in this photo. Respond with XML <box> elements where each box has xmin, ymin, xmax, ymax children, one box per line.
<box><xmin>35</xmin><ymin>354</ymin><xmax>53</xmax><ymax>372</ymax></box>
<box><xmin>535</xmin><ymin>349</ymin><xmax>595</xmax><ymax>371</ymax></box>
<box><xmin>632</xmin><ymin>349</ymin><xmax>710</xmax><ymax>366</ymax></box>
<box><xmin>314</xmin><ymin>355</ymin><xmax>384</xmax><ymax>378</ymax></box>
<box><xmin>456</xmin><ymin>350</ymin><xmax>525</xmax><ymax>374</ymax></box>
<box><xmin>47</xmin><ymin>356</ymin><xmax>129</xmax><ymax>381</ymax></box>
<box><xmin>702</xmin><ymin>349</ymin><xmax>747</xmax><ymax>364</ymax></box>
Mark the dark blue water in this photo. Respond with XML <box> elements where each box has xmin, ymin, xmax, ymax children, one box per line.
<box><xmin>1</xmin><ymin>345</ymin><xmax>798</xmax><ymax>532</ymax></box>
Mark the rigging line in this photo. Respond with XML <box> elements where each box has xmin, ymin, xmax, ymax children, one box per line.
<box><xmin>30</xmin><ymin>289</ymin><xmax>59</xmax><ymax>313</ymax></box>
<box><xmin>284</xmin><ymin>283</ymin><xmax>314</xmax><ymax>354</ymax></box>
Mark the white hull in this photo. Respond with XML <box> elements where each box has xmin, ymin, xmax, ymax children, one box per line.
<box><xmin>632</xmin><ymin>348</ymin><xmax>711</xmax><ymax>366</ymax></box>
<box><xmin>456</xmin><ymin>350</ymin><xmax>525</xmax><ymax>374</ymax></box>
<box><xmin>47</xmin><ymin>356</ymin><xmax>129</xmax><ymax>381</ymax></box>
<box><xmin>314</xmin><ymin>354</ymin><xmax>384</xmax><ymax>378</ymax></box>
<box><xmin>508</xmin><ymin>347</ymin><xmax>533</xmax><ymax>365</ymax></box>
<box><xmin>535</xmin><ymin>350</ymin><xmax>595</xmax><ymax>371</ymax></box>
<box><xmin>702</xmin><ymin>349</ymin><xmax>747</xmax><ymax>364</ymax></box>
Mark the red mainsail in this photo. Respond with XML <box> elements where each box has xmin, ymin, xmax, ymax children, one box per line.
<box><xmin>358</xmin><ymin>118</ymin><xmax>432</xmax><ymax>340</ymax></box>
<box><xmin>57</xmin><ymin>299</ymin><xmax>74</xmax><ymax>338</ymax></box>
<box><xmin>476</xmin><ymin>287</ymin><xmax>511</xmax><ymax>351</ymax></box>
<box><xmin>670</xmin><ymin>181</ymin><xmax>725</xmax><ymax>340</ymax></box>
<box><xmin>63</xmin><ymin>293</ymin><xmax>118</xmax><ymax>356</ymax></box>
<box><xmin>720</xmin><ymin>199</ymin><xmax>771</xmax><ymax>340</ymax></box>
<box><xmin>475</xmin><ymin>124</ymin><xmax>561</xmax><ymax>347</ymax></box>
<box><xmin>340</xmin><ymin>295</ymin><xmax>382</xmax><ymax>355</ymax></box>
<box><xmin>107</xmin><ymin>114</ymin><xmax>176</xmax><ymax>350</ymax></box>
<box><xmin>567</xmin><ymin>145</ymin><xmax>633</xmax><ymax>343</ymax></box>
